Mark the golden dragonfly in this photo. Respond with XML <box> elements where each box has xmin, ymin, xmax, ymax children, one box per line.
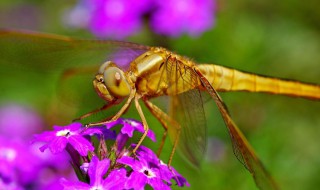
<box><xmin>0</xmin><ymin>29</ymin><xmax>319</xmax><ymax>190</ymax></box>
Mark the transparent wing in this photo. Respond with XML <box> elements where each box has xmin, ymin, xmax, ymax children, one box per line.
<box><xmin>0</xmin><ymin>29</ymin><xmax>150</xmax><ymax>122</ymax></box>
<box><xmin>194</xmin><ymin>67</ymin><xmax>279</xmax><ymax>190</ymax></box>
<box><xmin>0</xmin><ymin>29</ymin><xmax>150</xmax><ymax>72</ymax></box>
<box><xmin>160</xmin><ymin>57</ymin><xmax>207</xmax><ymax>166</ymax></box>
<box><xmin>169</xmin><ymin>91</ymin><xmax>207</xmax><ymax>166</ymax></box>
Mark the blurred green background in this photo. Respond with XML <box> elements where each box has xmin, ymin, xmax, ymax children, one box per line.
<box><xmin>0</xmin><ymin>0</ymin><xmax>320</xmax><ymax>190</ymax></box>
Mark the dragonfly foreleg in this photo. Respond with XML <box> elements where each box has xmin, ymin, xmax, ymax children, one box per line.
<box><xmin>86</xmin><ymin>88</ymin><xmax>136</xmax><ymax>127</ymax></box>
<box><xmin>73</xmin><ymin>103</ymin><xmax>115</xmax><ymax>122</ymax></box>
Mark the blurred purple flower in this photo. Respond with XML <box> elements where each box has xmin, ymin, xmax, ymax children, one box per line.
<box><xmin>0</xmin><ymin>135</ymin><xmax>74</xmax><ymax>189</ymax></box>
<box><xmin>0</xmin><ymin>137</ymin><xmax>41</xmax><ymax>185</ymax></box>
<box><xmin>66</xmin><ymin>0</ymin><xmax>215</xmax><ymax>39</ymax></box>
<box><xmin>0</xmin><ymin>104</ymin><xmax>74</xmax><ymax>189</ymax></box>
<box><xmin>0</xmin><ymin>179</ymin><xmax>24</xmax><ymax>190</ymax></box>
<box><xmin>151</xmin><ymin>0</ymin><xmax>215</xmax><ymax>37</ymax></box>
<box><xmin>33</xmin><ymin>122</ymin><xmax>100</xmax><ymax>156</ymax></box>
<box><xmin>61</xmin><ymin>156</ymin><xmax>126</xmax><ymax>190</ymax></box>
<box><xmin>89</xmin><ymin>0</ymin><xmax>152</xmax><ymax>39</ymax></box>
<box><xmin>0</xmin><ymin>104</ymin><xmax>43</xmax><ymax>139</ymax></box>
<box><xmin>30</xmin><ymin>142</ymin><xmax>71</xmax><ymax>170</ymax></box>
<box><xmin>67</xmin><ymin>0</ymin><xmax>152</xmax><ymax>39</ymax></box>
<box><xmin>37</xmin><ymin>176</ymin><xmax>65</xmax><ymax>190</ymax></box>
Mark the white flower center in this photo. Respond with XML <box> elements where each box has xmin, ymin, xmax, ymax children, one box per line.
<box><xmin>124</xmin><ymin>119</ymin><xmax>138</xmax><ymax>127</ymax></box>
<box><xmin>56</xmin><ymin>129</ymin><xmax>72</xmax><ymax>137</ymax></box>
<box><xmin>141</xmin><ymin>167</ymin><xmax>155</xmax><ymax>178</ymax></box>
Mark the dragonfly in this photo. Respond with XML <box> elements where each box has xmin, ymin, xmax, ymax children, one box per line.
<box><xmin>0</xmin><ymin>29</ymin><xmax>319</xmax><ymax>190</ymax></box>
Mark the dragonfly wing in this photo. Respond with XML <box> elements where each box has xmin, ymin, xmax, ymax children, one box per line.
<box><xmin>169</xmin><ymin>90</ymin><xmax>207</xmax><ymax>166</ymax></box>
<box><xmin>194</xmin><ymin>67</ymin><xmax>279</xmax><ymax>190</ymax></box>
<box><xmin>0</xmin><ymin>29</ymin><xmax>150</xmax><ymax>122</ymax></box>
<box><xmin>162</xmin><ymin>58</ymin><xmax>207</xmax><ymax>166</ymax></box>
<box><xmin>0</xmin><ymin>29</ymin><xmax>150</xmax><ymax>72</ymax></box>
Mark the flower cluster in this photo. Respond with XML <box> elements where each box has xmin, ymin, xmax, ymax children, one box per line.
<box><xmin>33</xmin><ymin>118</ymin><xmax>189</xmax><ymax>189</ymax></box>
<box><xmin>66</xmin><ymin>0</ymin><xmax>216</xmax><ymax>39</ymax></box>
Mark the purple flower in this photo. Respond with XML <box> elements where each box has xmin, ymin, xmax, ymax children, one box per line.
<box><xmin>106</xmin><ymin>118</ymin><xmax>156</xmax><ymax>153</ymax></box>
<box><xmin>151</xmin><ymin>0</ymin><xmax>215</xmax><ymax>37</ymax></box>
<box><xmin>118</xmin><ymin>155</ymin><xmax>170</xmax><ymax>190</ymax></box>
<box><xmin>0</xmin><ymin>104</ymin><xmax>43</xmax><ymax>140</ymax></box>
<box><xmin>67</xmin><ymin>0</ymin><xmax>152</xmax><ymax>39</ymax></box>
<box><xmin>90</xmin><ymin>0</ymin><xmax>152</xmax><ymax>39</ymax></box>
<box><xmin>158</xmin><ymin>161</ymin><xmax>190</xmax><ymax>187</ymax></box>
<box><xmin>30</xmin><ymin>118</ymin><xmax>188</xmax><ymax>189</ymax></box>
<box><xmin>0</xmin><ymin>179</ymin><xmax>24</xmax><ymax>190</ymax></box>
<box><xmin>0</xmin><ymin>136</ymin><xmax>42</xmax><ymax>185</ymax></box>
<box><xmin>61</xmin><ymin>156</ymin><xmax>126</xmax><ymax>190</ymax></box>
<box><xmin>67</xmin><ymin>0</ymin><xmax>215</xmax><ymax>39</ymax></box>
<box><xmin>118</xmin><ymin>145</ymin><xmax>189</xmax><ymax>189</ymax></box>
<box><xmin>33</xmin><ymin>122</ymin><xmax>100</xmax><ymax>156</ymax></box>
<box><xmin>0</xmin><ymin>104</ymin><xmax>74</xmax><ymax>189</ymax></box>
<box><xmin>101</xmin><ymin>128</ymin><xmax>117</xmax><ymax>140</ymax></box>
<box><xmin>136</xmin><ymin>145</ymin><xmax>189</xmax><ymax>187</ymax></box>
<box><xmin>107</xmin><ymin>118</ymin><xmax>156</xmax><ymax>141</ymax></box>
<box><xmin>30</xmin><ymin>142</ymin><xmax>71</xmax><ymax>170</ymax></box>
<box><xmin>37</xmin><ymin>176</ymin><xmax>66</xmax><ymax>190</ymax></box>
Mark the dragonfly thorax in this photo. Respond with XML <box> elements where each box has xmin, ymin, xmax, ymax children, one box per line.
<box><xmin>93</xmin><ymin>61</ymin><xmax>131</xmax><ymax>102</ymax></box>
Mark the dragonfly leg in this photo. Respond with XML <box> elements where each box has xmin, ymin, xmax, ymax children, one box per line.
<box><xmin>132</xmin><ymin>95</ymin><xmax>149</xmax><ymax>154</ymax></box>
<box><xmin>73</xmin><ymin>103</ymin><xmax>115</xmax><ymax>121</ymax></box>
<box><xmin>143</xmin><ymin>100</ymin><xmax>168</xmax><ymax>157</ymax></box>
<box><xmin>158</xmin><ymin>129</ymin><xmax>168</xmax><ymax>157</ymax></box>
<box><xmin>168</xmin><ymin>125</ymin><xmax>181</xmax><ymax>167</ymax></box>
<box><xmin>143</xmin><ymin>100</ymin><xmax>181</xmax><ymax>167</ymax></box>
<box><xmin>86</xmin><ymin>88</ymin><xmax>136</xmax><ymax>127</ymax></box>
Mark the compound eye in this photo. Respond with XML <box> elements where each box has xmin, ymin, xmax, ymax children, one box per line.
<box><xmin>103</xmin><ymin>67</ymin><xmax>130</xmax><ymax>97</ymax></box>
<box><xmin>98</xmin><ymin>61</ymin><xmax>114</xmax><ymax>74</ymax></box>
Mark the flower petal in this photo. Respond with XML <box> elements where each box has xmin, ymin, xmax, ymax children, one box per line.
<box><xmin>126</xmin><ymin>171</ymin><xmax>147</xmax><ymax>189</ymax></box>
<box><xmin>48</xmin><ymin>136</ymin><xmax>68</xmax><ymax>154</ymax></box>
<box><xmin>68</xmin><ymin>136</ymin><xmax>94</xmax><ymax>156</ymax></box>
<box><xmin>88</xmin><ymin>157</ymin><xmax>110</xmax><ymax>186</ymax></box>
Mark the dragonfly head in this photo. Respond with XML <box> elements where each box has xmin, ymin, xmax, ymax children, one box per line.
<box><xmin>93</xmin><ymin>61</ymin><xmax>131</xmax><ymax>102</ymax></box>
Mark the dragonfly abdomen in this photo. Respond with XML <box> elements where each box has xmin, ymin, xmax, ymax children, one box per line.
<box><xmin>197</xmin><ymin>64</ymin><xmax>320</xmax><ymax>100</ymax></box>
